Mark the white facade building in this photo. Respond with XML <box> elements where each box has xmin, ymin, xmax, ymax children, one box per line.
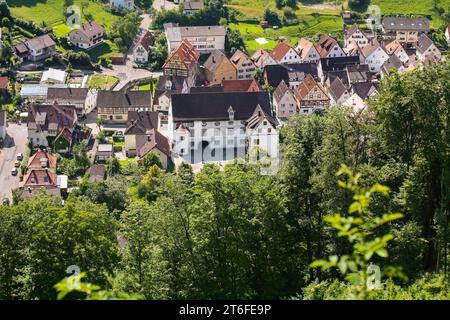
<box><xmin>169</xmin><ymin>92</ymin><xmax>279</xmax><ymax>164</ymax></box>
<box><xmin>164</xmin><ymin>23</ymin><xmax>226</xmax><ymax>53</ymax></box>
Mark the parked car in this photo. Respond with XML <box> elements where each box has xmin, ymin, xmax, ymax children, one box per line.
<box><xmin>17</xmin><ymin>153</ymin><xmax>23</xmax><ymax>161</ymax></box>
<box><xmin>14</xmin><ymin>160</ymin><xmax>20</xmax><ymax>168</ymax></box>
<box><xmin>11</xmin><ymin>168</ymin><xmax>18</xmax><ymax>176</ymax></box>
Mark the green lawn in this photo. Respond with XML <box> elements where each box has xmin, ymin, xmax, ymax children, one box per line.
<box><xmin>53</xmin><ymin>23</ymin><xmax>74</xmax><ymax>38</ymax></box>
<box><xmin>6</xmin><ymin>0</ymin><xmax>120</xmax><ymax>31</ymax></box>
<box><xmin>227</xmin><ymin>1</ymin><xmax>343</xmax><ymax>54</ymax></box>
<box><xmin>85</xmin><ymin>40</ymin><xmax>119</xmax><ymax>62</ymax></box>
<box><xmin>372</xmin><ymin>0</ymin><xmax>450</xmax><ymax>28</ymax></box>
<box><xmin>230</xmin><ymin>14</ymin><xmax>343</xmax><ymax>54</ymax></box>
<box><xmin>86</xmin><ymin>74</ymin><xmax>118</xmax><ymax>90</ymax></box>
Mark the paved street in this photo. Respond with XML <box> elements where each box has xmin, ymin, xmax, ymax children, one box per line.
<box><xmin>0</xmin><ymin>123</ymin><xmax>28</xmax><ymax>202</ymax></box>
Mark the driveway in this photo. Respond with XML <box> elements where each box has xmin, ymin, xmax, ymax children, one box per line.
<box><xmin>153</xmin><ymin>0</ymin><xmax>178</xmax><ymax>12</ymax></box>
<box><xmin>0</xmin><ymin>123</ymin><xmax>28</xmax><ymax>202</ymax></box>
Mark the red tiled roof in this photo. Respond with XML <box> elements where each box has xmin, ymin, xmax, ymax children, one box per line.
<box><xmin>316</xmin><ymin>34</ymin><xmax>338</xmax><ymax>57</ymax></box>
<box><xmin>0</xmin><ymin>77</ymin><xmax>8</xmax><ymax>89</ymax></box>
<box><xmin>135</xmin><ymin>30</ymin><xmax>155</xmax><ymax>51</ymax></box>
<box><xmin>22</xmin><ymin>169</ymin><xmax>57</xmax><ymax>188</ymax></box>
<box><xmin>27</xmin><ymin>150</ymin><xmax>57</xmax><ymax>170</ymax></box>
<box><xmin>271</xmin><ymin>42</ymin><xmax>295</xmax><ymax>61</ymax></box>
<box><xmin>163</xmin><ymin>38</ymin><xmax>200</xmax><ymax>70</ymax></box>
<box><xmin>222</xmin><ymin>79</ymin><xmax>261</xmax><ymax>92</ymax></box>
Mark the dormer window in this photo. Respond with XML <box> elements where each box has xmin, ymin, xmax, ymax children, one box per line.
<box><xmin>228</xmin><ymin>106</ymin><xmax>235</xmax><ymax>121</ymax></box>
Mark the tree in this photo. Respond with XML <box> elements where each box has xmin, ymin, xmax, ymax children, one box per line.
<box><xmin>263</xmin><ymin>9</ymin><xmax>280</xmax><ymax>26</ymax></box>
<box><xmin>141</xmin><ymin>151</ymin><xmax>163</xmax><ymax>171</ymax></box>
<box><xmin>0</xmin><ymin>196</ymin><xmax>119</xmax><ymax>299</ymax></box>
<box><xmin>310</xmin><ymin>165</ymin><xmax>404</xmax><ymax>299</ymax></box>
<box><xmin>107</xmin><ymin>157</ymin><xmax>120</xmax><ymax>176</ymax></box>
<box><xmin>225</xmin><ymin>27</ymin><xmax>246</xmax><ymax>54</ymax></box>
<box><xmin>110</xmin><ymin>12</ymin><xmax>142</xmax><ymax>52</ymax></box>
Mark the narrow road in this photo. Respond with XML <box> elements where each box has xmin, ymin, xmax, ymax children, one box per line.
<box><xmin>0</xmin><ymin>123</ymin><xmax>28</xmax><ymax>202</ymax></box>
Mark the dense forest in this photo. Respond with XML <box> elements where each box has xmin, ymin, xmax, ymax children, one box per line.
<box><xmin>0</xmin><ymin>60</ymin><xmax>449</xmax><ymax>300</ymax></box>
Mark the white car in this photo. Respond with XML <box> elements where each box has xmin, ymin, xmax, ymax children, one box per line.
<box><xmin>11</xmin><ymin>168</ymin><xmax>18</xmax><ymax>176</ymax></box>
<box><xmin>17</xmin><ymin>153</ymin><xmax>23</xmax><ymax>161</ymax></box>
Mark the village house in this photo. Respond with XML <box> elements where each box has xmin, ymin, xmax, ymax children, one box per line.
<box><xmin>152</xmin><ymin>75</ymin><xmax>189</xmax><ymax>118</ymax></box>
<box><xmin>384</xmin><ymin>40</ymin><xmax>410</xmax><ymax>64</ymax></box>
<box><xmin>97</xmin><ymin>90</ymin><xmax>152</xmax><ymax>123</ymax></box>
<box><xmin>183</xmin><ymin>0</ymin><xmax>204</xmax><ymax>15</ymax></box>
<box><xmin>380</xmin><ymin>54</ymin><xmax>405</xmax><ymax>77</ymax></box>
<box><xmin>230</xmin><ymin>49</ymin><xmax>257</xmax><ymax>80</ymax></box>
<box><xmin>294</xmin><ymin>74</ymin><xmax>330</xmax><ymax>114</ymax></box>
<box><xmin>251</xmin><ymin>49</ymin><xmax>277</xmax><ymax>69</ymax></box>
<box><xmin>326</xmin><ymin>77</ymin><xmax>351</xmax><ymax>106</ymax></box>
<box><xmin>346</xmin><ymin>64</ymin><xmax>371</xmax><ymax>84</ymax></box>
<box><xmin>316</xmin><ymin>34</ymin><xmax>346</xmax><ymax>58</ymax></box>
<box><xmin>69</xmin><ymin>21</ymin><xmax>105</xmax><ymax>50</ymax></box>
<box><xmin>169</xmin><ymin>91</ymin><xmax>279</xmax><ymax>164</ymax></box>
<box><xmin>221</xmin><ymin>79</ymin><xmax>261</xmax><ymax>93</ymax></box>
<box><xmin>359</xmin><ymin>39</ymin><xmax>390</xmax><ymax>73</ymax></box>
<box><xmin>271</xmin><ymin>42</ymin><xmax>302</xmax><ymax>64</ymax></box>
<box><xmin>416</xmin><ymin>33</ymin><xmax>442</xmax><ymax>64</ymax></box>
<box><xmin>296</xmin><ymin>38</ymin><xmax>320</xmax><ymax>63</ymax></box>
<box><xmin>382</xmin><ymin>16</ymin><xmax>430</xmax><ymax>45</ymax></box>
<box><xmin>204</xmin><ymin>49</ymin><xmax>237</xmax><ymax>85</ymax></box>
<box><xmin>133</xmin><ymin>30</ymin><xmax>155</xmax><ymax>64</ymax></box>
<box><xmin>109</xmin><ymin>0</ymin><xmax>134</xmax><ymax>9</ymax></box>
<box><xmin>263</xmin><ymin>63</ymin><xmax>318</xmax><ymax>90</ymax></box>
<box><xmin>27</xmin><ymin>103</ymin><xmax>77</xmax><ymax>148</ymax></box>
<box><xmin>272</xmin><ymin>80</ymin><xmax>298</xmax><ymax>120</ymax></box>
<box><xmin>317</xmin><ymin>56</ymin><xmax>361</xmax><ymax>83</ymax></box>
<box><xmin>46</xmin><ymin>87</ymin><xmax>97</xmax><ymax>117</ymax></box>
<box><xmin>124</xmin><ymin>111</ymin><xmax>171</xmax><ymax>168</ymax></box>
<box><xmin>23</xmin><ymin>34</ymin><xmax>56</xmax><ymax>62</ymax></box>
<box><xmin>344</xmin><ymin>24</ymin><xmax>371</xmax><ymax>49</ymax></box>
<box><xmin>164</xmin><ymin>23</ymin><xmax>226</xmax><ymax>53</ymax></box>
<box><xmin>19</xmin><ymin>150</ymin><xmax>61</xmax><ymax>199</ymax></box>
<box><xmin>162</xmin><ymin>39</ymin><xmax>200</xmax><ymax>87</ymax></box>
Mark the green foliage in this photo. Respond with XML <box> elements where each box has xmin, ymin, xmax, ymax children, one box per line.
<box><xmin>110</xmin><ymin>12</ymin><xmax>142</xmax><ymax>52</ymax></box>
<box><xmin>310</xmin><ymin>165</ymin><xmax>404</xmax><ymax>299</ymax></box>
<box><xmin>141</xmin><ymin>150</ymin><xmax>163</xmax><ymax>171</ymax></box>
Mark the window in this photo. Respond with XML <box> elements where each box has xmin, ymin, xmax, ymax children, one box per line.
<box><xmin>180</xmin><ymin>148</ymin><xmax>185</xmax><ymax>154</ymax></box>
<box><xmin>180</xmin><ymin>136</ymin><xmax>185</xmax><ymax>141</ymax></box>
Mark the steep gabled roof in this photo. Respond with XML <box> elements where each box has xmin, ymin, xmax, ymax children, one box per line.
<box><xmin>204</xmin><ymin>49</ymin><xmax>234</xmax><ymax>74</ymax></box>
<box><xmin>136</xmin><ymin>129</ymin><xmax>171</xmax><ymax>158</ymax></box>
<box><xmin>47</xmin><ymin>87</ymin><xmax>89</xmax><ymax>101</ymax></box>
<box><xmin>385</xmin><ymin>40</ymin><xmax>405</xmax><ymax>55</ymax></box>
<box><xmin>75</xmin><ymin>21</ymin><xmax>105</xmax><ymax>38</ymax></box>
<box><xmin>125</xmin><ymin>111</ymin><xmax>159</xmax><ymax>135</ymax></box>
<box><xmin>352</xmin><ymin>82</ymin><xmax>378</xmax><ymax>100</ymax></box>
<box><xmin>27</xmin><ymin>150</ymin><xmax>57</xmax><ymax>170</ymax></box>
<box><xmin>360</xmin><ymin>39</ymin><xmax>384</xmax><ymax>59</ymax></box>
<box><xmin>251</xmin><ymin>49</ymin><xmax>275</xmax><ymax>68</ymax></box>
<box><xmin>316</xmin><ymin>34</ymin><xmax>339</xmax><ymax>57</ymax></box>
<box><xmin>344</xmin><ymin>24</ymin><xmax>368</xmax><ymax>40</ymax></box>
<box><xmin>416</xmin><ymin>33</ymin><xmax>435</xmax><ymax>54</ymax></box>
<box><xmin>272</xmin><ymin>80</ymin><xmax>290</xmax><ymax>104</ymax></box>
<box><xmin>230</xmin><ymin>49</ymin><xmax>252</xmax><ymax>69</ymax></box>
<box><xmin>297</xmin><ymin>38</ymin><xmax>316</xmax><ymax>60</ymax></box>
<box><xmin>246</xmin><ymin>104</ymin><xmax>278</xmax><ymax>129</ymax></box>
<box><xmin>295</xmin><ymin>74</ymin><xmax>327</xmax><ymax>101</ymax></box>
<box><xmin>381</xmin><ymin>55</ymin><xmax>404</xmax><ymax>75</ymax></box>
<box><xmin>272</xmin><ymin>42</ymin><xmax>296</xmax><ymax>61</ymax></box>
<box><xmin>163</xmin><ymin>38</ymin><xmax>200</xmax><ymax>70</ymax></box>
<box><xmin>135</xmin><ymin>30</ymin><xmax>155</xmax><ymax>51</ymax></box>
<box><xmin>328</xmin><ymin>77</ymin><xmax>347</xmax><ymax>102</ymax></box>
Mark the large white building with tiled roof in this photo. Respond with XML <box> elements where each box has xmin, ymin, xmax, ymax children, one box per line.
<box><xmin>164</xmin><ymin>23</ymin><xmax>226</xmax><ymax>53</ymax></box>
